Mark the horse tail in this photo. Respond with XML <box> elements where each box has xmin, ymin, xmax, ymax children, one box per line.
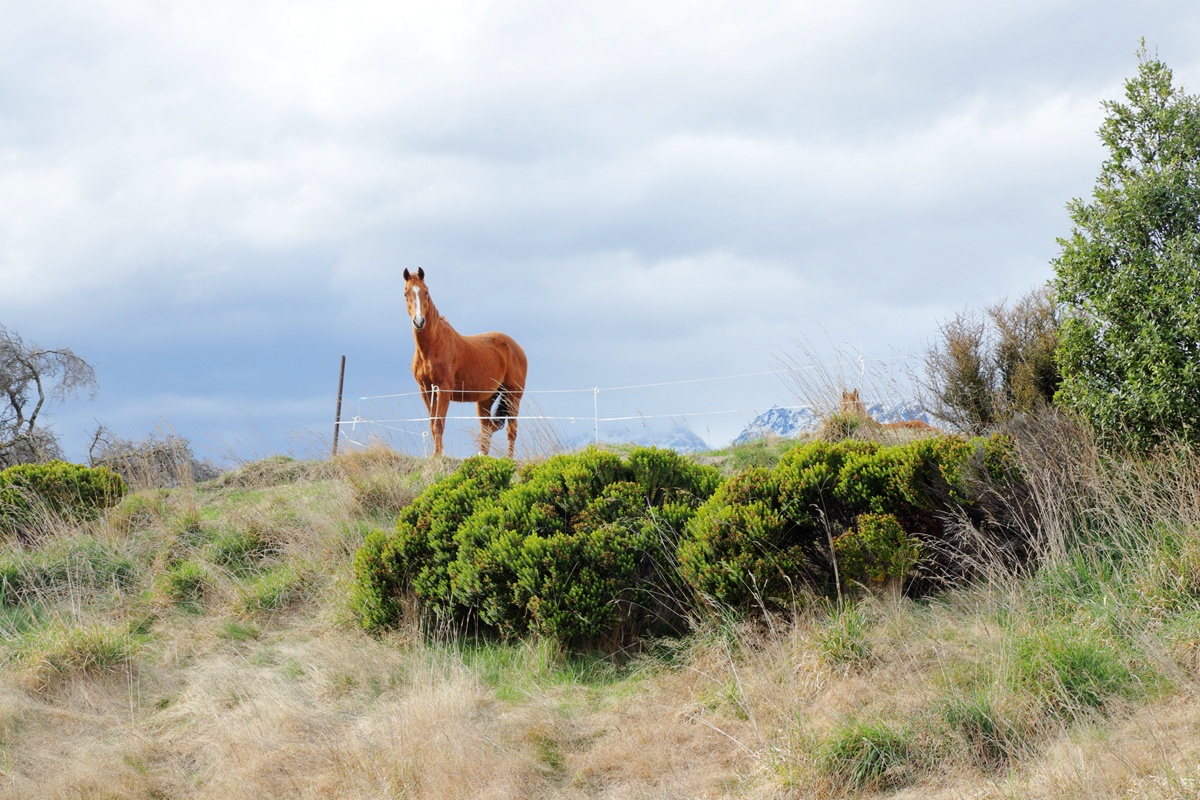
<box><xmin>494</xmin><ymin>390</ymin><xmax>513</xmax><ymax>428</ymax></box>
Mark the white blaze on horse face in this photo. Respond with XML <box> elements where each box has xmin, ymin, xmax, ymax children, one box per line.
<box><xmin>409</xmin><ymin>285</ymin><xmax>425</xmax><ymax>330</ymax></box>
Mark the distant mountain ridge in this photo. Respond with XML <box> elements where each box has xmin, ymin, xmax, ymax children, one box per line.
<box><xmin>558</xmin><ymin>421</ymin><xmax>710</xmax><ymax>453</ymax></box>
<box><xmin>734</xmin><ymin>401</ymin><xmax>934</xmax><ymax>444</ymax></box>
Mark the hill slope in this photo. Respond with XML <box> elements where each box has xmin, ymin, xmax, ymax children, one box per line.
<box><xmin>1</xmin><ymin>435</ymin><xmax>1198</xmax><ymax>799</ymax></box>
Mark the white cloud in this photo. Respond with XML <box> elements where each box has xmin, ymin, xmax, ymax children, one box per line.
<box><xmin>4</xmin><ymin>1</ymin><xmax>1200</xmax><ymax>456</ymax></box>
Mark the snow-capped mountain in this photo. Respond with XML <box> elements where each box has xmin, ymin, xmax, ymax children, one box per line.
<box><xmin>732</xmin><ymin>406</ymin><xmax>821</xmax><ymax>443</ymax></box>
<box><xmin>734</xmin><ymin>401</ymin><xmax>934</xmax><ymax>444</ymax></box>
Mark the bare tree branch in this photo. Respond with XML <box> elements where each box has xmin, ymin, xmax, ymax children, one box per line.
<box><xmin>0</xmin><ymin>325</ymin><xmax>97</xmax><ymax>467</ymax></box>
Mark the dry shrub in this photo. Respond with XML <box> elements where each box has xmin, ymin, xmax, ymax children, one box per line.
<box><xmin>511</xmin><ymin>398</ymin><xmax>570</xmax><ymax>460</ymax></box>
<box><xmin>779</xmin><ymin>339</ymin><xmax>938</xmax><ymax>446</ymax></box>
<box><xmin>1002</xmin><ymin>698</ymin><xmax>1200</xmax><ymax>800</ymax></box>
<box><xmin>335</xmin><ymin>443</ymin><xmax>451</xmax><ymax>517</ymax></box>
<box><xmin>1004</xmin><ymin>408</ymin><xmax>1200</xmax><ymax>561</ymax></box>
<box><xmin>778</xmin><ymin>338</ymin><xmax>900</xmax><ymax>424</ymax></box>
<box><xmin>212</xmin><ymin>454</ymin><xmax>335</xmax><ymax>490</ymax></box>
<box><xmin>920</xmin><ymin>286</ymin><xmax>1061</xmax><ymax>434</ymax></box>
<box><xmin>90</xmin><ymin>428</ymin><xmax>222</xmax><ymax>490</ymax></box>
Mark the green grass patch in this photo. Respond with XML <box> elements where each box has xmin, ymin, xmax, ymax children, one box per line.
<box><xmin>239</xmin><ymin>564</ymin><xmax>312</xmax><ymax>615</ymax></box>
<box><xmin>812</xmin><ymin>604</ymin><xmax>873</xmax><ymax>667</ymax></box>
<box><xmin>0</xmin><ymin>540</ymin><xmax>137</xmax><ymax>605</ymax></box>
<box><xmin>207</xmin><ymin>526</ymin><xmax>271</xmax><ymax>577</ymax></box>
<box><xmin>940</xmin><ymin>689</ymin><xmax>1027</xmax><ymax>771</ymax></box>
<box><xmin>159</xmin><ymin>559</ymin><xmax>210</xmax><ymax>608</ymax></box>
<box><xmin>217</xmin><ymin>619</ymin><xmax>261</xmax><ymax>642</ymax></box>
<box><xmin>818</xmin><ymin>718</ymin><xmax>921</xmax><ymax>793</ymax></box>
<box><xmin>10</xmin><ymin>618</ymin><xmax>141</xmax><ymax>690</ymax></box>
<box><xmin>1012</xmin><ymin>622</ymin><xmax>1145</xmax><ymax>720</ymax></box>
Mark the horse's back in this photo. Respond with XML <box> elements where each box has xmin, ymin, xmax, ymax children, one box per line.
<box><xmin>461</xmin><ymin>331</ymin><xmax>527</xmax><ymax>392</ymax></box>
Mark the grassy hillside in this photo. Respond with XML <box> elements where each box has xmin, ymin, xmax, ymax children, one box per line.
<box><xmin>3</xmin><ymin>425</ymin><xmax>1200</xmax><ymax>799</ymax></box>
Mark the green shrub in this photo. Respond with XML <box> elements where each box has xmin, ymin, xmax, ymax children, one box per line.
<box><xmin>351</xmin><ymin>455</ymin><xmax>519</xmax><ymax>632</ymax></box>
<box><xmin>452</xmin><ymin>448</ymin><xmax>718</xmax><ymax>644</ymax></box>
<box><xmin>511</xmin><ymin>482</ymin><xmax>650</xmax><ymax>644</ymax></box>
<box><xmin>677</xmin><ymin>468</ymin><xmax>805</xmax><ymax>609</ymax></box>
<box><xmin>679</xmin><ymin>435</ymin><xmax>1024</xmax><ymax>609</ymax></box>
<box><xmin>387</xmin><ymin>456</ymin><xmax>516</xmax><ymax>622</ymax></box>
<box><xmin>351</xmin><ymin>529</ymin><xmax>406</xmax><ymax>632</ymax></box>
<box><xmin>832</xmin><ymin>513</ymin><xmax>921</xmax><ymax>589</ymax></box>
<box><xmin>0</xmin><ymin>461</ymin><xmax>127</xmax><ymax>539</ymax></box>
<box><xmin>627</xmin><ymin>446</ymin><xmax>721</xmax><ymax>507</ymax></box>
<box><xmin>353</xmin><ymin>447</ymin><xmax>720</xmax><ymax>647</ymax></box>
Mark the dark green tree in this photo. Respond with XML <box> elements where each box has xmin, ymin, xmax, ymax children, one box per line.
<box><xmin>1053</xmin><ymin>47</ymin><xmax>1200</xmax><ymax>449</ymax></box>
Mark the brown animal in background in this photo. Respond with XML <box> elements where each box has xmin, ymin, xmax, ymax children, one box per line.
<box><xmin>403</xmin><ymin>267</ymin><xmax>528</xmax><ymax>457</ymax></box>
<box><xmin>840</xmin><ymin>389</ymin><xmax>937</xmax><ymax>432</ymax></box>
<box><xmin>840</xmin><ymin>388</ymin><xmax>869</xmax><ymax>417</ymax></box>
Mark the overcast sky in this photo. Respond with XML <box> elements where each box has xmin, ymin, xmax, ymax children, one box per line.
<box><xmin>4</xmin><ymin>1</ymin><xmax>1200</xmax><ymax>461</ymax></box>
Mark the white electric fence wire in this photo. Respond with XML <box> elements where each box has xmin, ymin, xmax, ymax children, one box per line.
<box><xmin>352</xmin><ymin>356</ymin><xmax>915</xmax><ymax>403</ymax></box>
<box><xmin>336</xmin><ymin>354</ymin><xmax>920</xmax><ymax>440</ymax></box>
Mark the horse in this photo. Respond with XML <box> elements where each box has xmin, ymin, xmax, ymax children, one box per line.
<box><xmin>402</xmin><ymin>267</ymin><xmax>528</xmax><ymax>458</ymax></box>
<box><xmin>840</xmin><ymin>389</ymin><xmax>937</xmax><ymax>432</ymax></box>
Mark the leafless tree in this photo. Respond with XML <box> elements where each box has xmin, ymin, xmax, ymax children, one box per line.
<box><xmin>0</xmin><ymin>325</ymin><xmax>96</xmax><ymax>467</ymax></box>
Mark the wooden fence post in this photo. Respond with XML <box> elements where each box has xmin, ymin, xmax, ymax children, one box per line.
<box><xmin>332</xmin><ymin>355</ymin><xmax>346</xmax><ymax>458</ymax></box>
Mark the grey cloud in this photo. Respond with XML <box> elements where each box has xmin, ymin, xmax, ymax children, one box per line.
<box><xmin>5</xmin><ymin>2</ymin><xmax>1200</xmax><ymax>459</ymax></box>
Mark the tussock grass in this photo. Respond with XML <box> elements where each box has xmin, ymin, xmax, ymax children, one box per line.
<box><xmin>4</xmin><ymin>428</ymin><xmax>1200</xmax><ymax>798</ymax></box>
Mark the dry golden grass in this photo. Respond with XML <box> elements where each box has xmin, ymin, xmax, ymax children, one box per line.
<box><xmin>3</xmin><ymin>435</ymin><xmax>1200</xmax><ymax>798</ymax></box>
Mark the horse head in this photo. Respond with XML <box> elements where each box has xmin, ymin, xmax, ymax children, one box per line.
<box><xmin>403</xmin><ymin>267</ymin><xmax>430</xmax><ymax>331</ymax></box>
<box><xmin>841</xmin><ymin>388</ymin><xmax>868</xmax><ymax>417</ymax></box>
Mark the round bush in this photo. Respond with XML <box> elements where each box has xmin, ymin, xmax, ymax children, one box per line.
<box><xmin>0</xmin><ymin>461</ymin><xmax>127</xmax><ymax>539</ymax></box>
<box><xmin>678</xmin><ymin>467</ymin><xmax>810</xmax><ymax>609</ymax></box>
<box><xmin>832</xmin><ymin>513</ymin><xmax>922</xmax><ymax>588</ymax></box>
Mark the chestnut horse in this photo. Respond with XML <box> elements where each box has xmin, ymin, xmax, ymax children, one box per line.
<box><xmin>403</xmin><ymin>268</ymin><xmax>528</xmax><ymax>457</ymax></box>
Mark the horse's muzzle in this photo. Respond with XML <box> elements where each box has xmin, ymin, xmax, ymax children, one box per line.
<box><xmin>412</xmin><ymin>316</ymin><xmax>426</xmax><ymax>331</ymax></box>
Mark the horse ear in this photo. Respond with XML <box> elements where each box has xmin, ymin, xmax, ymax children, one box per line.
<box><xmin>417</xmin><ymin>267</ymin><xmax>425</xmax><ymax>280</ymax></box>
<box><xmin>403</xmin><ymin>268</ymin><xmax>411</xmax><ymax>281</ymax></box>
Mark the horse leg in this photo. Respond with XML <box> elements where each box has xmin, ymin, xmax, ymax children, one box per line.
<box><xmin>476</xmin><ymin>394</ymin><xmax>502</xmax><ymax>456</ymax></box>
<box><xmin>430</xmin><ymin>387</ymin><xmax>451</xmax><ymax>457</ymax></box>
<box><xmin>502</xmin><ymin>391</ymin><xmax>522</xmax><ymax>459</ymax></box>
<box><xmin>417</xmin><ymin>384</ymin><xmax>437</xmax><ymax>456</ymax></box>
